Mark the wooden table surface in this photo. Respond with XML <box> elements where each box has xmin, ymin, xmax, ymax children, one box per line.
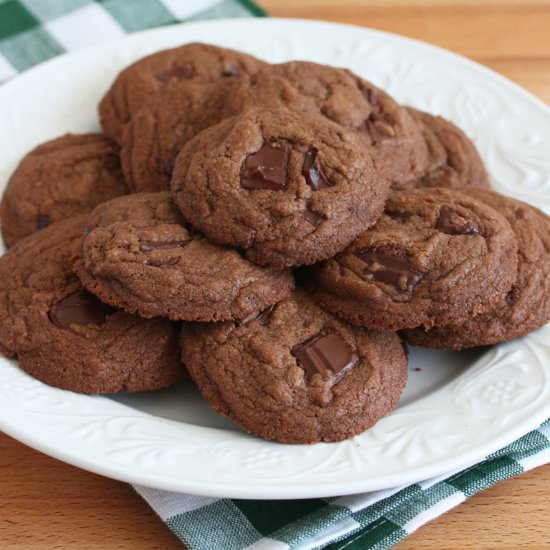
<box><xmin>2</xmin><ymin>1</ymin><xmax>550</xmax><ymax>548</ymax></box>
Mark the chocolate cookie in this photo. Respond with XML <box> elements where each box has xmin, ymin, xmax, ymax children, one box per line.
<box><xmin>0</xmin><ymin>134</ymin><xmax>127</xmax><ymax>248</ymax></box>
<box><xmin>402</xmin><ymin>190</ymin><xmax>550</xmax><ymax>349</ymax></box>
<box><xmin>407</xmin><ymin>108</ymin><xmax>489</xmax><ymax>189</ymax></box>
<box><xmin>239</xmin><ymin>62</ymin><xmax>429</xmax><ymax>188</ymax></box>
<box><xmin>120</xmin><ymin>78</ymin><xmax>247</xmax><ymax>192</ymax></box>
<box><xmin>181</xmin><ymin>290</ymin><xmax>408</xmax><ymax>444</ymax></box>
<box><xmin>0</xmin><ymin>215</ymin><xmax>182</xmax><ymax>394</ymax></box>
<box><xmin>171</xmin><ymin>107</ymin><xmax>390</xmax><ymax>268</ymax></box>
<box><xmin>99</xmin><ymin>42</ymin><xmax>265</xmax><ymax>143</ymax></box>
<box><xmin>307</xmin><ymin>188</ymin><xmax>518</xmax><ymax>330</ymax></box>
<box><xmin>74</xmin><ymin>193</ymin><xmax>294</xmax><ymax>321</ymax></box>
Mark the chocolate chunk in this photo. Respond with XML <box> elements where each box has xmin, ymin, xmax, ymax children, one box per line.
<box><xmin>436</xmin><ymin>206</ymin><xmax>480</xmax><ymax>235</ymax></box>
<box><xmin>139</xmin><ymin>239</ymin><xmax>190</xmax><ymax>252</ymax></box>
<box><xmin>140</xmin><ymin>238</ymin><xmax>189</xmax><ymax>267</ymax></box>
<box><xmin>302</xmin><ymin>148</ymin><xmax>331</xmax><ymax>190</ymax></box>
<box><xmin>256</xmin><ymin>304</ymin><xmax>276</xmax><ymax>325</ymax></box>
<box><xmin>221</xmin><ymin>63</ymin><xmax>239</xmax><ymax>77</ymax></box>
<box><xmin>49</xmin><ymin>289</ymin><xmax>114</xmax><ymax>329</ymax></box>
<box><xmin>238</xmin><ymin>304</ymin><xmax>275</xmax><ymax>326</ymax></box>
<box><xmin>240</xmin><ymin>142</ymin><xmax>289</xmax><ymax>190</ymax></box>
<box><xmin>157</xmin><ymin>63</ymin><xmax>193</xmax><ymax>83</ymax></box>
<box><xmin>37</xmin><ymin>214</ymin><xmax>50</xmax><ymax>229</ymax></box>
<box><xmin>357</xmin><ymin>247</ymin><xmax>423</xmax><ymax>291</ymax></box>
<box><xmin>237</xmin><ymin>311</ymin><xmax>257</xmax><ymax>326</ymax></box>
<box><xmin>145</xmin><ymin>256</ymin><xmax>180</xmax><ymax>267</ymax></box>
<box><xmin>292</xmin><ymin>332</ymin><xmax>358</xmax><ymax>381</ymax></box>
<box><xmin>303</xmin><ymin>206</ymin><xmax>325</xmax><ymax>226</ymax></box>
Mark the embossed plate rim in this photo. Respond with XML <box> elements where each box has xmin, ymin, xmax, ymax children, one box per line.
<box><xmin>1</xmin><ymin>18</ymin><xmax>550</xmax><ymax>499</ymax></box>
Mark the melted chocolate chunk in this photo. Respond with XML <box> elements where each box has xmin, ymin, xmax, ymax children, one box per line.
<box><xmin>256</xmin><ymin>304</ymin><xmax>276</xmax><ymax>325</ymax></box>
<box><xmin>140</xmin><ymin>239</ymin><xmax>190</xmax><ymax>252</ymax></box>
<box><xmin>240</xmin><ymin>142</ymin><xmax>289</xmax><ymax>190</ymax></box>
<box><xmin>302</xmin><ymin>148</ymin><xmax>331</xmax><ymax>190</ymax></box>
<box><xmin>156</xmin><ymin>63</ymin><xmax>193</xmax><ymax>83</ymax></box>
<box><xmin>436</xmin><ymin>206</ymin><xmax>480</xmax><ymax>236</ymax></box>
<box><xmin>303</xmin><ymin>206</ymin><xmax>325</xmax><ymax>226</ymax></box>
<box><xmin>221</xmin><ymin>63</ymin><xmax>239</xmax><ymax>77</ymax></box>
<box><xmin>145</xmin><ymin>256</ymin><xmax>180</xmax><ymax>267</ymax></box>
<box><xmin>49</xmin><ymin>289</ymin><xmax>114</xmax><ymax>329</ymax></box>
<box><xmin>357</xmin><ymin>247</ymin><xmax>423</xmax><ymax>291</ymax></box>
<box><xmin>237</xmin><ymin>304</ymin><xmax>275</xmax><ymax>326</ymax></box>
<box><xmin>292</xmin><ymin>332</ymin><xmax>358</xmax><ymax>381</ymax></box>
<box><xmin>37</xmin><ymin>214</ymin><xmax>50</xmax><ymax>230</ymax></box>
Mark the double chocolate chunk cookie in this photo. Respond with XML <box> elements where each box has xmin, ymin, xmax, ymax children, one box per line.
<box><xmin>75</xmin><ymin>193</ymin><xmax>294</xmax><ymax>321</ymax></box>
<box><xmin>308</xmin><ymin>188</ymin><xmax>518</xmax><ymax>330</ymax></box>
<box><xmin>407</xmin><ymin>108</ymin><xmax>489</xmax><ymax>189</ymax></box>
<box><xmin>171</xmin><ymin>107</ymin><xmax>389</xmax><ymax>267</ymax></box>
<box><xmin>120</xmin><ymin>78</ymin><xmax>247</xmax><ymax>192</ymax></box>
<box><xmin>181</xmin><ymin>290</ymin><xmax>408</xmax><ymax>444</ymax></box>
<box><xmin>99</xmin><ymin>42</ymin><xmax>265</xmax><ymax>143</ymax></box>
<box><xmin>0</xmin><ymin>134</ymin><xmax>127</xmax><ymax>248</ymax></box>
<box><xmin>0</xmin><ymin>215</ymin><xmax>182</xmax><ymax>393</ymax></box>
<box><xmin>241</xmin><ymin>62</ymin><xmax>429</xmax><ymax>188</ymax></box>
<box><xmin>403</xmin><ymin>190</ymin><xmax>550</xmax><ymax>348</ymax></box>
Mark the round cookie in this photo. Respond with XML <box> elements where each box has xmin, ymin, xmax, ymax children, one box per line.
<box><xmin>120</xmin><ymin>78</ymin><xmax>247</xmax><ymax>192</ymax></box>
<box><xmin>171</xmin><ymin>107</ymin><xmax>390</xmax><ymax>268</ymax></box>
<box><xmin>407</xmin><ymin>108</ymin><xmax>489</xmax><ymax>189</ymax></box>
<box><xmin>0</xmin><ymin>215</ymin><xmax>183</xmax><ymax>394</ymax></box>
<box><xmin>0</xmin><ymin>134</ymin><xmax>127</xmax><ymax>248</ymax></box>
<box><xmin>402</xmin><ymin>190</ymin><xmax>550</xmax><ymax>349</ymax></box>
<box><xmin>181</xmin><ymin>290</ymin><xmax>408</xmax><ymax>444</ymax></box>
<box><xmin>99</xmin><ymin>42</ymin><xmax>266</xmax><ymax>143</ymax></box>
<box><xmin>307</xmin><ymin>187</ymin><xmax>518</xmax><ymax>330</ymax></box>
<box><xmin>74</xmin><ymin>193</ymin><xmax>294</xmax><ymax>321</ymax></box>
<box><xmin>239</xmin><ymin>62</ymin><xmax>429</xmax><ymax>189</ymax></box>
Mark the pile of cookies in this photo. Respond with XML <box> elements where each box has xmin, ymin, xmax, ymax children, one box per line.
<box><xmin>1</xmin><ymin>43</ymin><xmax>549</xmax><ymax>444</ymax></box>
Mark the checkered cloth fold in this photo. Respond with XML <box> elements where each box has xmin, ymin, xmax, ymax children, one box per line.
<box><xmin>136</xmin><ymin>421</ymin><xmax>550</xmax><ymax>549</ymax></box>
<box><xmin>2</xmin><ymin>1</ymin><xmax>549</xmax><ymax>548</ymax></box>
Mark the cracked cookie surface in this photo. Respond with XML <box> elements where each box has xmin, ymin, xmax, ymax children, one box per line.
<box><xmin>407</xmin><ymin>108</ymin><xmax>489</xmax><ymax>189</ymax></box>
<box><xmin>75</xmin><ymin>193</ymin><xmax>294</xmax><ymax>321</ymax></box>
<box><xmin>120</xmin><ymin>78</ymin><xmax>247</xmax><ymax>192</ymax></box>
<box><xmin>171</xmin><ymin>107</ymin><xmax>390</xmax><ymax>268</ymax></box>
<box><xmin>236</xmin><ymin>61</ymin><xmax>429</xmax><ymax>189</ymax></box>
<box><xmin>99</xmin><ymin>42</ymin><xmax>265</xmax><ymax>143</ymax></box>
<box><xmin>180</xmin><ymin>290</ymin><xmax>408</xmax><ymax>443</ymax></box>
<box><xmin>307</xmin><ymin>188</ymin><xmax>518</xmax><ymax>330</ymax></box>
<box><xmin>0</xmin><ymin>133</ymin><xmax>127</xmax><ymax>248</ymax></box>
<box><xmin>0</xmin><ymin>215</ymin><xmax>182</xmax><ymax>393</ymax></box>
<box><xmin>402</xmin><ymin>190</ymin><xmax>550</xmax><ymax>348</ymax></box>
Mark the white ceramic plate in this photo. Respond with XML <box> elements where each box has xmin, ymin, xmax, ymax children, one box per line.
<box><xmin>1</xmin><ymin>19</ymin><xmax>550</xmax><ymax>500</ymax></box>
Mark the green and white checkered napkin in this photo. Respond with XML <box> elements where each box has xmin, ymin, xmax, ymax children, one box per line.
<box><xmin>0</xmin><ymin>0</ymin><xmax>265</xmax><ymax>80</ymax></box>
<box><xmin>2</xmin><ymin>1</ymin><xmax>550</xmax><ymax>548</ymax></box>
<box><xmin>135</xmin><ymin>423</ymin><xmax>550</xmax><ymax>549</ymax></box>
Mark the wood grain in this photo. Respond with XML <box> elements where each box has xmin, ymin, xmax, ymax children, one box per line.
<box><xmin>0</xmin><ymin>435</ymin><xmax>181</xmax><ymax>550</ymax></box>
<box><xmin>262</xmin><ymin>0</ymin><xmax>550</xmax><ymax>104</ymax></box>
<box><xmin>2</xmin><ymin>0</ymin><xmax>550</xmax><ymax>548</ymax></box>
<box><xmin>1</xmin><ymin>432</ymin><xmax>550</xmax><ymax>549</ymax></box>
